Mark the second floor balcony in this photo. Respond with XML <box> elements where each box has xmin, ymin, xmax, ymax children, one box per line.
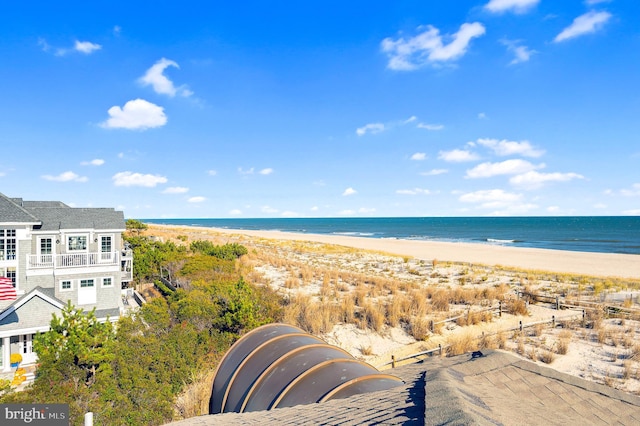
<box><xmin>27</xmin><ymin>251</ymin><xmax>126</xmax><ymax>270</ymax></box>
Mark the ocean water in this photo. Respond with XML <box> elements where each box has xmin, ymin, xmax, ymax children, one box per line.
<box><xmin>141</xmin><ymin>217</ymin><xmax>640</xmax><ymax>255</ymax></box>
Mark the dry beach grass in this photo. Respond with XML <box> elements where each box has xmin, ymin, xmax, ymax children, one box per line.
<box><xmin>145</xmin><ymin>224</ymin><xmax>640</xmax><ymax>395</ymax></box>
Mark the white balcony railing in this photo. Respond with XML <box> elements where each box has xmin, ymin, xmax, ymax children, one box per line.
<box><xmin>27</xmin><ymin>252</ymin><xmax>121</xmax><ymax>269</ymax></box>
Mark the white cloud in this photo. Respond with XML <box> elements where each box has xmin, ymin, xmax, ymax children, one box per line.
<box><xmin>101</xmin><ymin>99</ymin><xmax>167</xmax><ymax>130</ymax></box>
<box><xmin>207</xmin><ymin>170</ymin><xmax>217</xmax><ymax>176</ymax></box>
<box><xmin>620</xmin><ymin>183</ymin><xmax>640</xmax><ymax>197</ymax></box>
<box><xmin>404</xmin><ymin>116</ymin><xmax>418</xmax><ymax>124</ymax></box>
<box><xmin>259</xmin><ymin>168</ymin><xmax>274</xmax><ymax>175</ymax></box>
<box><xmin>81</xmin><ymin>159</ymin><xmax>105</xmax><ymax>166</ymax></box>
<box><xmin>74</xmin><ymin>40</ymin><xmax>102</xmax><ymax>54</ymax></box>
<box><xmin>477</xmin><ymin>138</ymin><xmax>545</xmax><ymax>157</ymax></box>
<box><xmin>356</xmin><ymin>123</ymin><xmax>385</xmax><ymax>136</ymax></box>
<box><xmin>509</xmin><ymin>171</ymin><xmax>585</xmax><ymax>189</ymax></box>
<box><xmin>343</xmin><ymin>187</ymin><xmax>357</xmax><ymax>196</ymax></box>
<box><xmin>262</xmin><ymin>205</ymin><xmax>279</xmax><ymax>213</ymax></box>
<box><xmin>478</xmin><ymin>112</ymin><xmax>487</xmax><ymax>119</ymax></box>
<box><xmin>585</xmin><ymin>0</ymin><xmax>611</xmax><ymax>5</ymax></box>
<box><xmin>238</xmin><ymin>167</ymin><xmax>255</xmax><ymax>175</ymax></box>
<box><xmin>41</xmin><ymin>171</ymin><xmax>88</xmax><ymax>182</ymax></box>
<box><xmin>466</xmin><ymin>159</ymin><xmax>544</xmax><ymax>178</ymax></box>
<box><xmin>554</xmin><ymin>11</ymin><xmax>612</xmax><ymax>43</ymax></box>
<box><xmin>500</xmin><ymin>39</ymin><xmax>536</xmax><ymax>65</ymax></box>
<box><xmin>139</xmin><ymin>58</ymin><xmax>192</xmax><ymax>97</ymax></box>
<box><xmin>396</xmin><ymin>188</ymin><xmax>432</xmax><ymax>195</ymax></box>
<box><xmin>339</xmin><ymin>209</ymin><xmax>355</xmax><ymax>215</ymax></box>
<box><xmin>593</xmin><ymin>203</ymin><xmax>607</xmax><ymax>209</ymax></box>
<box><xmin>459</xmin><ymin>189</ymin><xmax>536</xmax><ymax>214</ymax></box>
<box><xmin>281</xmin><ymin>211</ymin><xmax>299</xmax><ymax>217</ymax></box>
<box><xmin>162</xmin><ymin>186</ymin><xmax>189</xmax><ymax>194</ymax></box>
<box><xmin>484</xmin><ymin>0</ymin><xmax>539</xmax><ymax>14</ymax></box>
<box><xmin>358</xmin><ymin>207</ymin><xmax>376</xmax><ymax>214</ymax></box>
<box><xmin>411</xmin><ymin>153</ymin><xmax>427</xmax><ymax>161</ymax></box>
<box><xmin>547</xmin><ymin>206</ymin><xmax>560</xmax><ymax>213</ymax></box>
<box><xmin>310</xmin><ymin>206</ymin><xmax>319</xmax><ymax>211</ymax></box>
<box><xmin>438</xmin><ymin>149</ymin><xmax>480</xmax><ymax>162</ymax></box>
<box><xmin>113</xmin><ymin>25</ymin><xmax>122</xmax><ymax>35</ymax></box>
<box><xmin>381</xmin><ymin>22</ymin><xmax>486</xmax><ymax>70</ymax></box>
<box><xmin>420</xmin><ymin>169</ymin><xmax>448</xmax><ymax>176</ymax></box>
<box><xmin>112</xmin><ymin>171</ymin><xmax>167</xmax><ymax>187</ymax></box>
<box><xmin>417</xmin><ymin>123</ymin><xmax>444</xmax><ymax>130</ymax></box>
<box><xmin>459</xmin><ymin>189</ymin><xmax>522</xmax><ymax>204</ymax></box>
<box><xmin>623</xmin><ymin>209</ymin><xmax>640</xmax><ymax>215</ymax></box>
<box><xmin>229</xmin><ymin>209</ymin><xmax>242</xmax><ymax>215</ymax></box>
<box><xmin>188</xmin><ymin>196</ymin><xmax>206</xmax><ymax>203</ymax></box>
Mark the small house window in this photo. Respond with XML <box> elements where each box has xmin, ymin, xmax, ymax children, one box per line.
<box><xmin>61</xmin><ymin>280</ymin><xmax>72</xmax><ymax>290</ymax></box>
<box><xmin>68</xmin><ymin>236</ymin><xmax>87</xmax><ymax>251</ymax></box>
<box><xmin>102</xmin><ymin>277</ymin><xmax>112</xmax><ymax>287</ymax></box>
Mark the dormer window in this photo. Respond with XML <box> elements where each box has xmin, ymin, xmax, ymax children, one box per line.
<box><xmin>67</xmin><ymin>235</ymin><xmax>87</xmax><ymax>251</ymax></box>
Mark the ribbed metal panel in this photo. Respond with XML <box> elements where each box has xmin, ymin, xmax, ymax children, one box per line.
<box><xmin>209</xmin><ymin>323</ymin><xmax>403</xmax><ymax>414</ymax></box>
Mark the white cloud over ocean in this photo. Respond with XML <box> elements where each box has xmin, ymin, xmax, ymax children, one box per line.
<box><xmin>139</xmin><ymin>58</ymin><xmax>193</xmax><ymax>97</ymax></box>
<box><xmin>438</xmin><ymin>149</ymin><xmax>480</xmax><ymax>162</ymax></box>
<box><xmin>476</xmin><ymin>138</ymin><xmax>545</xmax><ymax>157</ymax></box>
<box><xmin>381</xmin><ymin>22</ymin><xmax>486</xmax><ymax>70</ymax></box>
<box><xmin>101</xmin><ymin>99</ymin><xmax>167</xmax><ymax>130</ymax></box>
<box><xmin>484</xmin><ymin>0</ymin><xmax>539</xmax><ymax>14</ymax></box>
<box><xmin>554</xmin><ymin>11</ymin><xmax>612</xmax><ymax>43</ymax></box>
<box><xmin>509</xmin><ymin>171</ymin><xmax>585</xmax><ymax>189</ymax></box>
<box><xmin>466</xmin><ymin>159</ymin><xmax>544</xmax><ymax>178</ymax></box>
<box><xmin>42</xmin><ymin>171</ymin><xmax>88</xmax><ymax>182</ymax></box>
<box><xmin>112</xmin><ymin>171</ymin><xmax>168</xmax><ymax>187</ymax></box>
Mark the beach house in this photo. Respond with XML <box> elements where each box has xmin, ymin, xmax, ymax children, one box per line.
<box><xmin>0</xmin><ymin>192</ymin><xmax>132</xmax><ymax>372</ymax></box>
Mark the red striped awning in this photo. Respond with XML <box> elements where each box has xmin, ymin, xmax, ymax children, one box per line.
<box><xmin>0</xmin><ymin>277</ymin><xmax>17</xmax><ymax>301</ymax></box>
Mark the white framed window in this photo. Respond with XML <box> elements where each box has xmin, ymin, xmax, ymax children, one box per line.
<box><xmin>60</xmin><ymin>280</ymin><xmax>72</xmax><ymax>291</ymax></box>
<box><xmin>80</xmin><ymin>279</ymin><xmax>95</xmax><ymax>288</ymax></box>
<box><xmin>101</xmin><ymin>277</ymin><xmax>112</xmax><ymax>287</ymax></box>
<box><xmin>68</xmin><ymin>235</ymin><xmax>88</xmax><ymax>251</ymax></box>
<box><xmin>0</xmin><ymin>229</ymin><xmax>17</xmax><ymax>261</ymax></box>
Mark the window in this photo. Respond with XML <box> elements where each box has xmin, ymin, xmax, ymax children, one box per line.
<box><xmin>0</xmin><ymin>229</ymin><xmax>16</xmax><ymax>261</ymax></box>
<box><xmin>80</xmin><ymin>279</ymin><xmax>94</xmax><ymax>288</ymax></box>
<box><xmin>61</xmin><ymin>280</ymin><xmax>72</xmax><ymax>291</ymax></box>
<box><xmin>101</xmin><ymin>236</ymin><xmax>112</xmax><ymax>253</ymax></box>
<box><xmin>2</xmin><ymin>268</ymin><xmax>16</xmax><ymax>287</ymax></box>
<box><xmin>40</xmin><ymin>238</ymin><xmax>53</xmax><ymax>254</ymax></box>
<box><xmin>68</xmin><ymin>235</ymin><xmax>87</xmax><ymax>251</ymax></box>
<box><xmin>102</xmin><ymin>277</ymin><xmax>112</xmax><ymax>287</ymax></box>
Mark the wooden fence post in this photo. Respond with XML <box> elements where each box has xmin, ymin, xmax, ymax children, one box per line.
<box><xmin>552</xmin><ymin>315</ymin><xmax>555</xmax><ymax>327</ymax></box>
<box><xmin>391</xmin><ymin>355</ymin><xmax>396</xmax><ymax>369</ymax></box>
<box><xmin>438</xmin><ymin>344</ymin><xmax>442</xmax><ymax>357</ymax></box>
<box><xmin>556</xmin><ymin>296</ymin><xmax>560</xmax><ymax>310</ymax></box>
<box><xmin>519</xmin><ymin>320</ymin><xmax>523</xmax><ymax>332</ymax></box>
<box><xmin>430</xmin><ymin>320</ymin><xmax>434</xmax><ymax>333</ymax></box>
<box><xmin>499</xmin><ymin>301</ymin><xmax>502</xmax><ymax>317</ymax></box>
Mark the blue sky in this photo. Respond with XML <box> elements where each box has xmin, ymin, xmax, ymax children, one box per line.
<box><xmin>2</xmin><ymin>0</ymin><xmax>639</xmax><ymax>218</ymax></box>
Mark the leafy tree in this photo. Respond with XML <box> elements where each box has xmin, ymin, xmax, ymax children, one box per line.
<box><xmin>125</xmin><ymin>219</ymin><xmax>148</xmax><ymax>235</ymax></box>
<box><xmin>1</xmin><ymin>303</ymin><xmax>116</xmax><ymax>425</ymax></box>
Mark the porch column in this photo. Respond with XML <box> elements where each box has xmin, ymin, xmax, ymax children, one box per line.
<box><xmin>2</xmin><ymin>336</ymin><xmax>10</xmax><ymax>373</ymax></box>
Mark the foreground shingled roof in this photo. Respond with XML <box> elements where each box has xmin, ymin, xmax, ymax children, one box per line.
<box><xmin>169</xmin><ymin>349</ymin><xmax>640</xmax><ymax>425</ymax></box>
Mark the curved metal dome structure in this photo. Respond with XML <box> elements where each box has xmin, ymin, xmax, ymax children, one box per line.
<box><xmin>209</xmin><ymin>323</ymin><xmax>403</xmax><ymax>414</ymax></box>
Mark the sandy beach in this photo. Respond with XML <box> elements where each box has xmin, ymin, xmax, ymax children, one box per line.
<box><xmin>146</xmin><ymin>223</ymin><xmax>640</xmax><ymax>395</ymax></box>
<box><xmin>164</xmin><ymin>225</ymin><xmax>640</xmax><ymax>279</ymax></box>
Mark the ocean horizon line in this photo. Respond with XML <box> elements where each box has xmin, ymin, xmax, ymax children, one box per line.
<box><xmin>141</xmin><ymin>217</ymin><xmax>640</xmax><ymax>255</ymax></box>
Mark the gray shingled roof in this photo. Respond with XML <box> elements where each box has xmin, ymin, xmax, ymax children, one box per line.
<box><xmin>1</xmin><ymin>193</ymin><xmax>124</xmax><ymax>230</ymax></box>
<box><xmin>168</xmin><ymin>349</ymin><xmax>640</xmax><ymax>426</ymax></box>
<box><xmin>27</xmin><ymin>207</ymin><xmax>125</xmax><ymax>231</ymax></box>
<box><xmin>0</xmin><ymin>193</ymin><xmax>40</xmax><ymax>224</ymax></box>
